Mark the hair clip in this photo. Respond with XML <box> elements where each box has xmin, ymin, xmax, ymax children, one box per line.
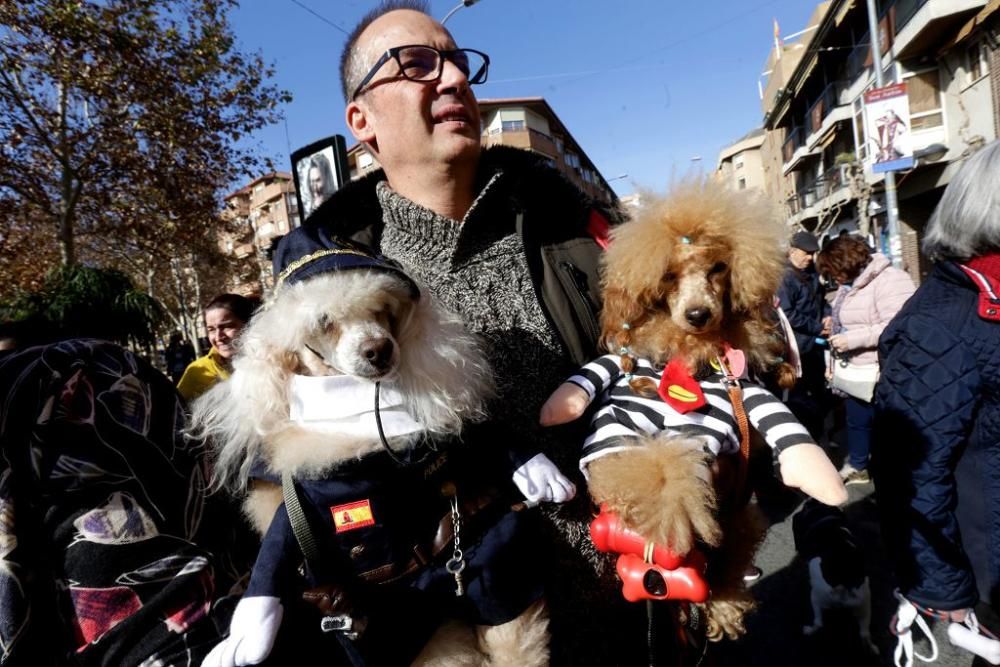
<box><xmin>624</xmin><ymin>372</ymin><xmax>634</xmax><ymax>381</ymax></box>
<box><xmin>619</xmin><ymin>346</ymin><xmax>630</xmax><ymax>356</ymax></box>
<box><xmin>622</xmin><ymin>322</ymin><xmax>631</xmax><ymax>330</ymax></box>
<box><xmin>681</xmin><ymin>236</ymin><xmax>692</xmax><ymax>245</ymax></box>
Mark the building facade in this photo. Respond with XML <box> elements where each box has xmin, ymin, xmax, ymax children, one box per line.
<box><xmin>346</xmin><ymin>96</ymin><xmax>617</xmax><ymax>203</ymax></box>
<box><xmin>754</xmin><ymin>0</ymin><xmax>998</xmax><ymax>280</ymax></box>
<box><xmin>222</xmin><ymin>171</ymin><xmax>300</xmax><ymax>292</ymax></box>
<box><xmin>717</xmin><ymin>128</ymin><xmax>768</xmax><ymax>192</ymax></box>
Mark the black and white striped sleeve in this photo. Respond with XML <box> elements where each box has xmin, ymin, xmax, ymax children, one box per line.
<box><xmin>566</xmin><ymin>354</ymin><xmax>623</xmax><ymax>400</ymax></box>
<box><xmin>742</xmin><ymin>384</ymin><xmax>814</xmax><ymax>453</ymax></box>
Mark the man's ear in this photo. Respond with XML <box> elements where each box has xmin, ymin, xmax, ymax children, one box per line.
<box><xmin>346</xmin><ymin>100</ymin><xmax>376</xmax><ymax>145</ymax></box>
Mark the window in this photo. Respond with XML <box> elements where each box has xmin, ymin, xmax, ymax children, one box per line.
<box><xmin>852</xmin><ymin>96</ymin><xmax>868</xmax><ymax>163</ymax></box>
<box><xmin>358</xmin><ymin>152</ymin><xmax>374</xmax><ymax>169</ymax></box>
<box><xmin>904</xmin><ymin>68</ymin><xmax>943</xmax><ymax>131</ymax></box>
<box><xmin>501</xmin><ymin>119</ymin><xmax>525</xmax><ymax>131</ymax></box>
<box><xmin>734</xmin><ymin>154</ymin><xmax>745</xmax><ymax>170</ymax></box>
<box><xmin>967</xmin><ymin>41</ymin><xmax>990</xmax><ymax>84</ymax></box>
<box><xmin>738</xmin><ymin>177</ymin><xmax>747</xmax><ymax>190</ymax></box>
<box><xmin>554</xmin><ymin>137</ymin><xmax>564</xmax><ymax>154</ymax></box>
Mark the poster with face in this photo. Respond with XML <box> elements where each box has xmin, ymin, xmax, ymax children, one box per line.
<box><xmin>290</xmin><ymin>135</ymin><xmax>349</xmax><ymax>225</ymax></box>
<box><xmin>863</xmin><ymin>83</ymin><xmax>914</xmax><ymax>174</ymax></box>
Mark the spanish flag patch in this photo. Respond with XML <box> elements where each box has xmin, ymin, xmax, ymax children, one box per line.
<box><xmin>331</xmin><ymin>500</ymin><xmax>375</xmax><ymax>533</ymax></box>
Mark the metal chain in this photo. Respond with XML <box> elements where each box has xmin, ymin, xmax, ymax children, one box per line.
<box><xmin>445</xmin><ymin>494</ymin><xmax>466</xmax><ymax>596</ymax></box>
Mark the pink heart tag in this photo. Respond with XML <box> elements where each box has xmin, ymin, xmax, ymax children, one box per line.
<box><xmin>724</xmin><ymin>347</ymin><xmax>747</xmax><ymax>379</ymax></box>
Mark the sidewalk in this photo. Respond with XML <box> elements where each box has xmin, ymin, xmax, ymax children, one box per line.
<box><xmin>714</xmin><ymin>446</ymin><xmax>974</xmax><ymax>667</ymax></box>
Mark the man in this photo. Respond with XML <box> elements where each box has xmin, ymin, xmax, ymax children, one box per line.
<box><xmin>273</xmin><ymin>2</ymin><xmax>640</xmax><ymax>664</ymax></box>
<box><xmin>777</xmin><ymin>230</ymin><xmax>831</xmax><ymax>438</ymax></box>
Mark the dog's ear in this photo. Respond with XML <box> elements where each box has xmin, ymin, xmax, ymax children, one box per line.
<box><xmin>394</xmin><ymin>292</ymin><xmax>492</xmax><ymax>435</ymax></box>
<box><xmin>599</xmin><ymin>286</ymin><xmax>647</xmax><ymax>353</ymax></box>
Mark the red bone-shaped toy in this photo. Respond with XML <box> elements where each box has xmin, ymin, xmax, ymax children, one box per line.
<box><xmin>590</xmin><ymin>507</ymin><xmax>709</xmax><ymax>603</ymax></box>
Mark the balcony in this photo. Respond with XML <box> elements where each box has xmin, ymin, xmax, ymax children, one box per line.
<box><xmin>787</xmin><ymin>164</ymin><xmax>854</xmax><ymax>225</ymax></box>
<box><xmin>782</xmin><ymin>124</ymin><xmax>823</xmax><ymax>174</ymax></box>
<box><xmin>892</xmin><ymin>0</ymin><xmax>985</xmax><ymax>58</ymax></box>
<box><xmin>782</xmin><ymin>126</ymin><xmax>804</xmax><ymax>163</ymax></box>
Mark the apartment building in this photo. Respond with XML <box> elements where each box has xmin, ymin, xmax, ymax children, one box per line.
<box><xmin>717</xmin><ymin>128</ymin><xmax>767</xmax><ymax>192</ymax></box>
<box><xmin>222</xmin><ymin>171</ymin><xmax>300</xmax><ymax>291</ymax></box>
<box><xmin>346</xmin><ymin>96</ymin><xmax>618</xmax><ymax>203</ymax></box>
<box><xmin>756</xmin><ymin>0</ymin><xmax>998</xmax><ymax>279</ymax></box>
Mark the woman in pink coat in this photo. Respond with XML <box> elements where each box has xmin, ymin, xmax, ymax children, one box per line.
<box><xmin>816</xmin><ymin>236</ymin><xmax>915</xmax><ymax>485</ymax></box>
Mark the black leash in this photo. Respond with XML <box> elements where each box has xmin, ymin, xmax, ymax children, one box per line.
<box><xmin>373</xmin><ymin>380</ymin><xmax>413</xmax><ymax>466</ymax></box>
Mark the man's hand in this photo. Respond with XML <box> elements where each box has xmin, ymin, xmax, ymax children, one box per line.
<box><xmin>513</xmin><ymin>453</ymin><xmax>576</xmax><ymax>505</ymax></box>
<box><xmin>821</xmin><ymin>316</ymin><xmax>833</xmax><ymax>336</ymax></box>
<box><xmin>202</xmin><ymin>596</ymin><xmax>283</xmax><ymax>667</ymax></box>
<box><xmin>828</xmin><ymin>333</ymin><xmax>849</xmax><ymax>353</ymax></box>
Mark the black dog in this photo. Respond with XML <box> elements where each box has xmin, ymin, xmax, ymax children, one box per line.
<box><xmin>792</xmin><ymin>500</ymin><xmax>874</xmax><ymax>650</ymax></box>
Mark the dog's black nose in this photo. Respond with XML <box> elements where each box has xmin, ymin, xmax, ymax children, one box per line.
<box><xmin>361</xmin><ymin>338</ymin><xmax>394</xmax><ymax>370</ymax></box>
<box><xmin>685</xmin><ymin>307</ymin><xmax>712</xmax><ymax>328</ymax></box>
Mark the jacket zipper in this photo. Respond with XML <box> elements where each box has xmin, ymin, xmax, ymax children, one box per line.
<box><xmin>558</xmin><ymin>261</ymin><xmax>600</xmax><ymax>344</ymax></box>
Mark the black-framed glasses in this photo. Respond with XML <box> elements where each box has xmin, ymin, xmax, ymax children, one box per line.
<box><xmin>351</xmin><ymin>45</ymin><xmax>490</xmax><ymax>100</ymax></box>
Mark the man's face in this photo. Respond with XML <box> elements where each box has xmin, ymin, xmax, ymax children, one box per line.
<box><xmin>347</xmin><ymin>10</ymin><xmax>481</xmax><ymax>175</ymax></box>
<box><xmin>789</xmin><ymin>247</ymin><xmax>814</xmax><ymax>270</ymax></box>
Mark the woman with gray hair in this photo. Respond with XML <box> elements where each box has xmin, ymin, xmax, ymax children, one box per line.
<box><xmin>873</xmin><ymin>139</ymin><xmax>1000</xmax><ymax>663</ymax></box>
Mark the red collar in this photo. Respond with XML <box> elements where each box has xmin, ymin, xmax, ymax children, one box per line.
<box><xmin>958</xmin><ymin>253</ymin><xmax>1000</xmax><ymax>322</ymax></box>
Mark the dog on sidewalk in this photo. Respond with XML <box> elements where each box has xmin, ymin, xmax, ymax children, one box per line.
<box><xmin>792</xmin><ymin>499</ymin><xmax>875</xmax><ymax>651</ymax></box>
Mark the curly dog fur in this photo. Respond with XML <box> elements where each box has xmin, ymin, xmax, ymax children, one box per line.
<box><xmin>588</xmin><ymin>180</ymin><xmax>787</xmax><ymax>641</ymax></box>
<box><xmin>189</xmin><ymin>269</ymin><xmax>549</xmax><ymax>666</ymax></box>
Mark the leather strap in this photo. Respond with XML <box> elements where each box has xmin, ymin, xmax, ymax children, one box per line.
<box><xmin>726</xmin><ymin>384</ymin><xmax>752</xmax><ymax>507</ymax></box>
<box><xmin>718</xmin><ymin>354</ymin><xmax>752</xmax><ymax>509</ymax></box>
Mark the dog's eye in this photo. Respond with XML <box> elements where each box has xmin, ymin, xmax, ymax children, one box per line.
<box><xmin>662</xmin><ymin>272</ymin><xmax>677</xmax><ymax>283</ymax></box>
<box><xmin>318</xmin><ymin>314</ymin><xmax>334</xmax><ymax>329</ymax></box>
<box><xmin>709</xmin><ymin>262</ymin><xmax>728</xmax><ymax>276</ymax></box>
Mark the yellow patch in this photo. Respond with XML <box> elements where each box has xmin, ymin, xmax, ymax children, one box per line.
<box><xmin>667</xmin><ymin>385</ymin><xmax>699</xmax><ymax>402</ymax></box>
<box><xmin>331</xmin><ymin>500</ymin><xmax>375</xmax><ymax>533</ymax></box>
<box><xmin>709</xmin><ymin>358</ymin><xmax>722</xmax><ymax>371</ymax></box>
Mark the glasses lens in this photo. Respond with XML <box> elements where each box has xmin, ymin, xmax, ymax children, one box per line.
<box><xmin>397</xmin><ymin>46</ymin><xmax>440</xmax><ymax>81</ymax></box>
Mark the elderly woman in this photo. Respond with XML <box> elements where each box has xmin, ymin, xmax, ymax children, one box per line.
<box><xmin>873</xmin><ymin>140</ymin><xmax>1000</xmax><ymax>650</ymax></box>
<box><xmin>815</xmin><ymin>235</ymin><xmax>914</xmax><ymax>485</ymax></box>
<box><xmin>177</xmin><ymin>293</ymin><xmax>258</xmax><ymax>401</ymax></box>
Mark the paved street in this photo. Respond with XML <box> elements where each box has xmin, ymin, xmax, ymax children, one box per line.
<box><xmin>715</xmin><ymin>438</ymin><xmax>974</xmax><ymax>667</ymax></box>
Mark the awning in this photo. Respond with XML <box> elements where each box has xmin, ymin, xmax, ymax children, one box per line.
<box><xmin>940</xmin><ymin>0</ymin><xmax>1000</xmax><ymax>53</ymax></box>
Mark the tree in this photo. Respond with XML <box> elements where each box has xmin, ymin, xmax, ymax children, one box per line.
<box><xmin>0</xmin><ymin>0</ymin><xmax>289</xmax><ymax>294</ymax></box>
<box><xmin>1</xmin><ymin>264</ymin><xmax>164</xmax><ymax>348</ymax></box>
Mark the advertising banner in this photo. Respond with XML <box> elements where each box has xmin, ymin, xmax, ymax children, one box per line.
<box><xmin>864</xmin><ymin>83</ymin><xmax>914</xmax><ymax>173</ymax></box>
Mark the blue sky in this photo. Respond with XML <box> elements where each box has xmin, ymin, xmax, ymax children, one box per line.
<box><xmin>230</xmin><ymin>0</ymin><xmax>817</xmax><ymax>197</ymax></box>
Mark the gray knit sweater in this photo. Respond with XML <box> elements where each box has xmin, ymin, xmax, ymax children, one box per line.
<box><xmin>376</xmin><ymin>176</ymin><xmax>569</xmax><ymax>467</ymax></box>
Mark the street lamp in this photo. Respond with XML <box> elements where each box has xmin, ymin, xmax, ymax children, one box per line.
<box><xmin>441</xmin><ymin>0</ymin><xmax>481</xmax><ymax>25</ymax></box>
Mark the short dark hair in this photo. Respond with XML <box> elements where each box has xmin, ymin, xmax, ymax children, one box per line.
<box><xmin>204</xmin><ymin>293</ymin><xmax>259</xmax><ymax>325</ymax></box>
<box><xmin>339</xmin><ymin>0</ymin><xmax>432</xmax><ymax>102</ymax></box>
<box><xmin>816</xmin><ymin>236</ymin><xmax>872</xmax><ymax>283</ymax></box>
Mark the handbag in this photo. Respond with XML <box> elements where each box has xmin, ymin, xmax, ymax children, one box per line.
<box><xmin>830</xmin><ymin>358</ymin><xmax>879</xmax><ymax>402</ymax></box>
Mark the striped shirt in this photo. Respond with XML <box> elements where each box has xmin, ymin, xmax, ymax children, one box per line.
<box><xmin>571</xmin><ymin>354</ymin><xmax>813</xmax><ymax>474</ymax></box>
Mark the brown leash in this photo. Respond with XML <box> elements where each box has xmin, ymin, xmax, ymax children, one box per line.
<box><xmin>719</xmin><ymin>356</ymin><xmax>752</xmax><ymax>508</ymax></box>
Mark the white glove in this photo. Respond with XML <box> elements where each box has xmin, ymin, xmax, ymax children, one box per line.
<box><xmin>512</xmin><ymin>453</ymin><xmax>576</xmax><ymax>505</ymax></box>
<box><xmin>202</xmin><ymin>596</ymin><xmax>283</xmax><ymax>667</ymax></box>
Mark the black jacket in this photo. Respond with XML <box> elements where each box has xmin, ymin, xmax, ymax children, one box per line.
<box><xmin>777</xmin><ymin>263</ymin><xmax>829</xmax><ymax>355</ymax></box>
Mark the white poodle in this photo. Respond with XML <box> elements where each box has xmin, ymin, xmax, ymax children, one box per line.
<box><xmin>190</xmin><ymin>262</ymin><xmax>570</xmax><ymax>667</ymax></box>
